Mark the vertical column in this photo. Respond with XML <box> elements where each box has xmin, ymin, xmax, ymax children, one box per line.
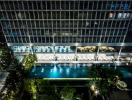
<box><xmin>117</xmin><ymin>1</ymin><xmax>131</xmax><ymax>61</ymax></box>
<box><xmin>73</xmin><ymin>0</ymin><xmax>75</xmax><ymax>42</ymax></box>
<box><xmin>93</xmin><ymin>4</ymin><xmax>97</xmax><ymax>43</ymax></box>
<box><xmin>75</xmin><ymin>0</ymin><xmax>77</xmax><ymax>58</ymax></box>
<box><xmin>110</xmin><ymin>1</ymin><xmax>117</xmax><ymax>43</ymax></box>
<box><xmin>96</xmin><ymin>1</ymin><xmax>104</xmax><ymax>58</ymax></box>
<box><xmin>81</xmin><ymin>1</ymin><xmax>85</xmax><ymax>43</ymax></box>
<box><xmin>59</xmin><ymin>0</ymin><xmax>62</xmax><ymax>43</ymax></box>
<box><xmin>115</xmin><ymin>0</ymin><xmax>123</xmax><ymax>43</ymax></box>
<box><xmin>22</xmin><ymin>1</ymin><xmax>29</xmax><ymax>44</ymax></box>
<box><xmin>36</xmin><ymin>0</ymin><xmax>39</xmax><ymax>43</ymax></box>
<box><xmin>84</xmin><ymin>1</ymin><xmax>87</xmax><ymax>43</ymax></box>
<box><xmin>102</xmin><ymin>0</ymin><xmax>109</xmax><ymax>44</ymax></box>
<box><xmin>69</xmin><ymin>1</ymin><xmax>71</xmax><ymax>43</ymax></box>
<box><xmin>50</xmin><ymin>0</ymin><xmax>55</xmax><ymax>59</ymax></box>
<box><xmin>77</xmin><ymin>0</ymin><xmax>81</xmax><ymax>43</ymax></box>
<box><xmin>95</xmin><ymin>1</ymin><xmax>98</xmax><ymax>43</ymax></box>
<box><xmin>17</xmin><ymin>1</ymin><xmax>24</xmax><ymax>44</ymax></box>
<box><xmin>91</xmin><ymin>1</ymin><xmax>95</xmax><ymax>43</ymax></box>
<box><xmin>28</xmin><ymin>1</ymin><xmax>33</xmax><ymax>53</ymax></box>
<box><xmin>11</xmin><ymin>1</ymin><xmax>19</xmax><ymax>43</ymax></box>
<box><xmin>0</xmin><ymin>2</ymin><xmax>9</xmax><ymax>43</ymax></box>
<box><xmin>45</xmin><ymin>1</ymin><xmax>48</xmax><ymax>44</ymax></box>
<box><xmin>5</xmin><ymin>1</ymin><xmax>16</xmax><ymax>43</ymax></box>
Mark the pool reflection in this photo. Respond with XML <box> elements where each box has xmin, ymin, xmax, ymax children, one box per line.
<box><xmin>30</xmin><ymin>64</ymin><xmax>90</xmax><ymax>78</ymax></box>
<box><xmin>30</xmin><ymin>64</ymin><xmax>132</xmax><ymax>79</ymax></box>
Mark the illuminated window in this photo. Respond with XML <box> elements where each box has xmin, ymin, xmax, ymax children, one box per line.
<box><xmin>108</xmin><ymin>13</ymin><xmax>115</xmax><ymax>18</ymax></box>
<box><xmin>118</xmin><ymin>13</ymin><xmax>130</xmax><ymax>19</ymax></box>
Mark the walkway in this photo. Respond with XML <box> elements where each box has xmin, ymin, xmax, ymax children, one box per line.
<box><xmin>36</xmin><ymin>53</ymin><xmax>129</xmax><ymax>64</ymax></box>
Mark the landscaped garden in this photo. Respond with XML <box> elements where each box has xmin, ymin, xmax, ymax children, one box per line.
<box><xmin>0</xmin><ymin>43</ymin><xmax>24</xmax><ymax>100</ymax></box>
<box><xmin>0</xmin><ymin>43</ymin><xmax>131</xmax><ymax>100</ymax></box>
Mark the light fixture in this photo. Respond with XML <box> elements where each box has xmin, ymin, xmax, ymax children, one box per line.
<box><xmin>29</xmin><ymin>43</ymin><xmax>33</xmax><ymax>47</ymax></box>
<box><xmin>98</xmin><ymin>43</ymin><xmax>101</xmax><ymax>46</ymax></box>
<box><xmin>75</xmin><ymin>43</ymin><xmax>79</xmax><ymax>46</ymax></box>
<box><xmin>121</xmin><ymin>43</ymin><xmax>124</xmax><ymax>46</ymax></box>
<box><xmin>94</xmin><ymin>89</ymin><xmax>100</xmax><ymax>96</ymax></box>
<box><xmin>90</xmin><ymin>85</ymin><xmax>96</xmax><ymax>91</ymax></box>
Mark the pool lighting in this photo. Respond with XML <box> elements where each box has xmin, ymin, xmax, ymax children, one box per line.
<box><xmin>66</xmin><ymin>68</ymin><xmax>70</xmax><ymax>75</ymax></box>
<box><xmin>53</xmin><ymin>66</ymin><xmax>57</xmax><ymax>72</ymax></box>
<box><xmin>41</xmin><ymin>68</ymin><xmax>44</xmax><ymax>72</ymax></box>
<box><xmin>82</xmin><ymin>69</ymin><xmax>85</xmax><ymax>72</ymax></box>
<box><xmin>49</xmin><ymin>65</ymin><xmax>60</xmax><ymax>78</ymax></box>
<box><xmin>50</xmin><ymin>69</ymin><xmax>53</xmax><ymax>72</ymax></box>
<box><xmin>59</xmin><ymin>68</ymin><xmax>63</xmax><ymax>73</ymax></box>
<box><xmin>77</xmin><ymin>64</ymin><xmax>80</xmax><ymax>67</ymax></box>
<box><xmin>83</xmin><ymin>64</ymin><xmax>86</xmax><ymax>67</ymax></box>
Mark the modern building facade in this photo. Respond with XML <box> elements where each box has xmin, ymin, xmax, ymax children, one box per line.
<box><xmin>0</xmin><ymin>0</ymin><xmax>132</xmax><ymax>62</ymax></box>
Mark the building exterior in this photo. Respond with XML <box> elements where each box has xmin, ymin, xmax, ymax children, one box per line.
<box><xmin>0</xmin><ymin>0</ymin><xmax>132</xmax><ymax>62</ymax></box>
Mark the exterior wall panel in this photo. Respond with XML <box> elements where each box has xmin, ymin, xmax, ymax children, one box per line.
<box><xmin>0</xmin><ymin>0</ymin><xmax>131</xmax><ymax>45</ymax></box>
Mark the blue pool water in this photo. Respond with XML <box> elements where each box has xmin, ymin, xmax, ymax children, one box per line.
<box><xmin>30</xmin><ymin>64</ymin><xmax>132</xmax><ymax>78</ymax></box>
<box><xmin>119</xmin><ymin>68</ymin><xmax>132</xmax><ymax>78</ymax></box>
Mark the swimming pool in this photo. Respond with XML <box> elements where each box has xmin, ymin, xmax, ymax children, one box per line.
<box><xmin>30</xmin><ymin>64</ymin><xmax>132</xmax><ymax>79</ymax></box>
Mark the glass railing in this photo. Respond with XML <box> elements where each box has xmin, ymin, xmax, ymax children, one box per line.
<box><xmin>10</xmin><ymin>46</ymin><xmax>75</xmax><ymax>53</ymax></box>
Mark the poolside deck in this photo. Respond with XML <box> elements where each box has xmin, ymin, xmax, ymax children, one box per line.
<box><xmin>35</xmin><ymin>53</ymin><xmax>130</xmax><ymax>64</ymax></box>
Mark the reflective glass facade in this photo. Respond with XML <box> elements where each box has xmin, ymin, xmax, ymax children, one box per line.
<box><xmin>0</xmin><ymin>0</ymin><xmax>131</xmax><ymax>45</ymax></box>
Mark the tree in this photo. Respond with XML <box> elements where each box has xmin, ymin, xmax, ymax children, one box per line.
<box><xmin>0</xmin><ymin>44</ymin><xmax>13</xmax><ymax>71</ymax></box>
<box><xmin>0</xmin><ymin>43</ymin><xmax>25</xmax><ymax>100</ymax></box>
<box><xmin>22</xmin><ymin>54</ymin><xmax>37</xmax><ymax>71</ymax></box>
<box><xmin>24</xmin><ymin>79</ymin><xmax>37</xmax><ymax>100</ymax></box>
<box><xmin>88</xmin><ymin>65</ymin><xmax>123</xmax><ymax>100</ymax></box>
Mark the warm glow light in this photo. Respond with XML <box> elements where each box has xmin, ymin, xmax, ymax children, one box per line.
<box><xmin>94</xmin><ymin>90</ymin><xmax>100</xmax><ymax>95</ymax></box>
<box><xmin>90</xmin><ymin>85</ymin><xmax>95</xmax><ymax>91</ymax></box>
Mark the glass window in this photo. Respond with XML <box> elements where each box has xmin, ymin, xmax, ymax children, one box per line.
<box><xmin>117</xmin><ymin>13</ymin><xmax>130</xmax><ymax>19</ymax></box>
<box><xmin>118</xmin><ymin>13</ymin><xmax>123</xmax><ymax>18</ymax></box>
<box><xmin>41</xmin><ymin>37</ymin><xmax>46</xmax><ymax>43</ymax></box>
<box><xmin>108</xmin><ymin>12</ymin><xmax>116</xmax><ymax>19</ymax></box>
<box><xmin>38</xmin><ymin>37</ymin><xmax>42</xmax><ymax>43</ymax></box>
